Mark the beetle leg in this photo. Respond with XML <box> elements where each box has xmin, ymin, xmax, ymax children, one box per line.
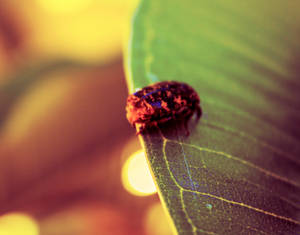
<box><xmin>135</xmin><ymin>123</ymin><xmax>144</xmax><ymax>135</ymax></box>
<box><xmin>159</xmin><ymin>116</ymin><xmax>172</xmax><ymax>124</ymax></box>
<box><xmin>196</xmin><ymin>106</ymin><xmax>202</xmax><ymax>119</ymax></box>
<box><xmin>183</xmin><ymin>110</ymin><xmax>194</xmax><ymax>136</ymax></box>
<box><xmin>183</xmin><ymin>119</ymin><xmax>190</xmax><ymax>136</ymax></box>
<box><xmin>152</xmin><ymin>121</ymin><xmax>159</xmax><ymax>129</ymax></box>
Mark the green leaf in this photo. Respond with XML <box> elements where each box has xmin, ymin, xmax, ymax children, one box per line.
<box><xmin>126</xmin><ymin>0</ymin><xmax>300</xmax><ymax>234</ymax></box>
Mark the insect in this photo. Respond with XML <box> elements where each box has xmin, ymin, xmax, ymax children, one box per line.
<box><xmin>126</xmin><ymin>81</ymin><xmax>202</xmax><ymax>135</ymax></box>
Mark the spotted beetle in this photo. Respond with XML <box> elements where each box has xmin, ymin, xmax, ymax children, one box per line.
<box><xmin>126</xmin><ymin>81</ymin><xmax>201</xmax><ymax>135</ymax></box>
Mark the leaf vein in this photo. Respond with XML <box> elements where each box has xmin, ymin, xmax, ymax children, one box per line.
<box><xmin>168</xmin><ymin>139</ymin><xmax>300</xmax><ymax>188</ymax></box>
<box><xmin>161</xmin><ymin>138</ymin><xmax>300</xmax><ymax>226</ymax></box>
<box><xmin>202</xmin><ymin>120</ymin><xmax>300</xmax><ymax>164</ymax></box>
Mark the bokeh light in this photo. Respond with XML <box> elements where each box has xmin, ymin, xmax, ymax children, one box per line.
<box><xmin>144</xmin><ymin>202</ymin><xmax>173</xmax><ymax>235</ymax></box>
<box><xmin>122</xmin><ymin>149</ymin><xmax>157</xmax><ymax>196</ymax></box>
<box><xmin>7</xmin><ymin>0</ymin><xmax>139</xmax><ymax>62</ymax></box>
<box><xmin>0</xmin><ymin>212</ymin><xmax>39</xmax><ymax>235</ymax></box>
<box><xmin>37</xmin><ymin>0</ymin><xmax>93</xmax><ymax>14</ymax></box>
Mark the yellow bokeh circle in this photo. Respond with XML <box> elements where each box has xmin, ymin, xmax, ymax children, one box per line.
<box><xmin>0</xmin><ymin>212</ymin><xmax>39</xmax><ymax>235</ymax></box>
<box><xmin>122</xmin><ymin>150</ymin><xmax>157</xmax><ymax>196</ymax></box>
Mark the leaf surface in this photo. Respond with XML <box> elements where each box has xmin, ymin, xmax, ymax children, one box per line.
<box><xmin>126</xmin><ymin>0</ymin><xmax>300</xmax><ymax>234</ymax></box>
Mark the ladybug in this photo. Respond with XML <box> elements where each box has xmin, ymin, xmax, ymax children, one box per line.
<box><xmin>126</xmin><ymin>81</ymin><xmax>201</xmax><ymax>135</ymax></box>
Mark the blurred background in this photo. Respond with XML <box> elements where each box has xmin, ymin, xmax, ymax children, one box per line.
<box><xmin>0</xmin><ymin>0</ymin><xmax>173</xmax><ymax>234</ymax></box>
